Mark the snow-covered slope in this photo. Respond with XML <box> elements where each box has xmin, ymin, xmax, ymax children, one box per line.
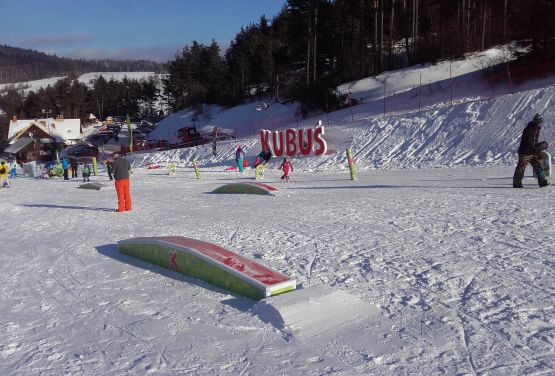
<box><xmin>135</xmin><ymin>83</ymin><xmax>555</xmax><ymax>174</ymax></box>
<box><xmin>0</xmin><ymin>72</ymin><xmax>164</xmax><ymax>94</ymax></box>
<box><xmin>139</xmin><ymin>45</ymin><xmax>554</xmax><ymax>172</ymax></box>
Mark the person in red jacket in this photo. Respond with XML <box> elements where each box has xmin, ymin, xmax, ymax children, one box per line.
<box><xmin>112</xmin><ymin>153</ymin><xmax>132</xmax><ymax>212</ymax></box>
<box><xmin>280</xmin><ymin>157</ymin><xmax>294</xmax><ymax>181</ymax></box>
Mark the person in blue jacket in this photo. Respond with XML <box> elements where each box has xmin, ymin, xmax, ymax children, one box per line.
<box><xmin>62</xmin><ymin>158</ymin><xmax>69</xmax><ymax>180</ymax></box>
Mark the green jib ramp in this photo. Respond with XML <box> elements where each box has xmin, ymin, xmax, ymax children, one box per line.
<box><xmin>117</xmin><ymin>236</ymin><xmax>295</xmax><ymax>300</ymax></box>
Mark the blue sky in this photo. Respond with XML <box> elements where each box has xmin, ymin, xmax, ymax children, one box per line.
<box><xmin>0</xmin><ymin>0</ymin><xmax>285</xmax><ymax>63</ymax></box>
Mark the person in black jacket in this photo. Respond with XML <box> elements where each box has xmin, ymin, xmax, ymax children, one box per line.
<box><xmin>105</xmin><ymin>159</ymin><xmax>113</xmax><ymax>181</ymax></box>
<box><xmin>70</xmin><ymin>157</ymin><xmax>79</xmax><ymax>178</ymax></box>
<box><xmin>513</xmin><ymin>114</ymin><xmax>550</xmax><ymax>188</ymax></box>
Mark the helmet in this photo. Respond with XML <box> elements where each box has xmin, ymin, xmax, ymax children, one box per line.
<box><xmin>533</xmin><ymin>113</ymin><xmax>543</xmax><ymax>124</ymax></box>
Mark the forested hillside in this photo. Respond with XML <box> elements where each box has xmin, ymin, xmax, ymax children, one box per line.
<box><xmin>164</xmin><ymin>0</ymin><xmax>555</xmax><ymax>114</ymax></box>
<box><xmin>0</xmin><ymin>45</ymin><xmax>164</xmax><ymax>84</ymax></box>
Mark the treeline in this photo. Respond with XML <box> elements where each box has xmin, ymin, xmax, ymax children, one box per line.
<box><xmin>0</xmin><ymin>45</ymin><xmax>164</xmax><ymax>84</ymax></box>
<box><xmin>165</xmin><ymin>0</ymin><xmax>555</xmax><ymax>115</ymax></box>
<box><xmin>0</xmin><ymin>75</ymin><xmax>161</xmax><ymax>122</ymax></box>
<box><xmin>2</xmin><ymin>0</ymin><xmax>554</xmax><ymax>128</ymax></box>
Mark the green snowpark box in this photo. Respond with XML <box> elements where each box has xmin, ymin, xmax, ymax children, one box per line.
<box><xmin>117</xmin><ymin>236</ymin><xmax>296</xmax><ymax>300</ymax></box>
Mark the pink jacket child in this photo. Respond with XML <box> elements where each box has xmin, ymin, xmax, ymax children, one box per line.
<box><xmin>280</xmin><ymin>158</ymin><xmax>294</xmax><ymax>181</ymax></box>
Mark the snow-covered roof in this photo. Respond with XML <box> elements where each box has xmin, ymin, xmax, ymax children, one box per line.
<box><xmin>8</xmin><ymin>118</ymin><xmax>81</xmax><ymax>142</ymax></box>
<box><xmin>3</xmin><ymin>136</ymin><xmax>33</xmax><ymax>154</ymax></box>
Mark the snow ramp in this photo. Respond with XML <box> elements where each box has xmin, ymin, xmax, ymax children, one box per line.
<box><xmin>77</xmin><ymin>182</ymin><xmax>106</xmax><ymax>190</ymax></box>
<box><xmin>211</xmin><ymin>182</ymin><xmax>278</xmax><ymax>195</ymax></box>
<box><xmin>117</xmin><ymin>236</ymin><xmax>295</xmax><ymax>300</ymax></box>
<box><xmin>250</xmin><ymin>284</ymin><xmax>377</xmax><ymax>338</ymax></box>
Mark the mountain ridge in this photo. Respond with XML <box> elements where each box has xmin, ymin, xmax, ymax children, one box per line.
<box><xmin>0</xmin><ymin>44</ymin><xmax>165</xmax><ymax>84</ymax></box>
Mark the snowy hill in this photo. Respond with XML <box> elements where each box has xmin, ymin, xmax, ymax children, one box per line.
<box><xmin>0</xmin><ymin>72</ymin><xmax>165</xmax><ymax>95</ymax></box>
<box><xmin>136</xmin><ymin>57</ymin><xmax>555</xmax><ymax>174</ymax></box>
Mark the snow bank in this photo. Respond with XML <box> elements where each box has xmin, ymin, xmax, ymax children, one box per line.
<box><xmin>250</xmin><ymin>285</ymin><xmax>377</xmax><ymax>338</ymax></box>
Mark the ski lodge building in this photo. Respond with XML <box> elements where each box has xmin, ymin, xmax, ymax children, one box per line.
<box><xmin>3</xmin><ymin>116</ymin><xmax>82</xmax><ymax>162</ymax></box>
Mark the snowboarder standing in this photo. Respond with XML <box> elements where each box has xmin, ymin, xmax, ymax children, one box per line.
<box><xmin>280</xmin><ymin>157</ymin><xmax>294</xmax><ymax>181</ymax></box>
<box><xmin>112</xmin><ymin>153</ymin><xmax>132</xmax><ymax>212</ymax></box>
<box><xmin>513</xmin><ymin>113</ymin><xmax>550</xmax><ymax>188</ymax></box>
<box><xmin>235</xmin><ymin>145</ymin><xmax>245</xmax><ymax>172</ymax></box>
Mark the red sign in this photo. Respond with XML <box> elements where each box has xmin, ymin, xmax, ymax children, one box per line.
<box><xmin>260</xmin><ymin>126</ymin><xmax>327</xmax><ymax>157</ymax></box>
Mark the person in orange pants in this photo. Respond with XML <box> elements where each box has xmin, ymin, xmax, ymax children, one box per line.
<box><xmin>111</xmin><ymin>153</ymin><xmax>132</xmax><ymax>212</ymax></box>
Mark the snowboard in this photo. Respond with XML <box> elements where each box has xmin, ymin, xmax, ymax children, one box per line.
<box><xmin>538</xmin><ymin>151</ymin><xmax>552</xmax><ymax>178</ymax></box>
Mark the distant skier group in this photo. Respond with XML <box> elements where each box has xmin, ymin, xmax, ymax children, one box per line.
<box><xmin>237</xmin><ymin>146</ymin><xmax>294</xmax><ymax>181</ymax></box>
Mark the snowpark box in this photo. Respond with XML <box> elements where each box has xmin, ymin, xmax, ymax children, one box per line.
<box><xmin>117</xmin><ymin>236</ymin><xmax>296</xmax><ymax>300</ymax></box>
<box><xmin>211</xmin><ymin>182</ymin><xmax>279</xmax><ymax>195</ymax></box>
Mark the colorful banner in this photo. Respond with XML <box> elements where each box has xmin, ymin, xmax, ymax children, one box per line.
<box><xmin>92</xmin><ymin>157</ymin><xmax>98</xmax><ymax>176</ymax></box>
<box><xmin>260</xmin><ymin>125</ymin><xmax>327</xmax><ymax>157</ymax></box>
<box><xmin>346</xmin><ymin>148</ymin><xmax>357</xmax><ymax>180</ymax></box>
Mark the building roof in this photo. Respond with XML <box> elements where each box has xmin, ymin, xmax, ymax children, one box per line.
<box><xmin>8</xmin><ymin>118</ymin><xmax>81</xmax><ymax>142</ymax></box>
<box><xmin>4</xmin><ymin>137</ymin><xmax>34</xmax><ymax>154</ymax></box>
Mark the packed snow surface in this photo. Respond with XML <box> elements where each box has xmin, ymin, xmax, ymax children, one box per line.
<box><xmin>1</xmin><ymin>45</ymin><xmax>554</xmax><ymax>375</ymax></box>
<box><xmin>1</xmin><ymin>165</ymin><xmax>554</xmax><ymax>375</ymax></box>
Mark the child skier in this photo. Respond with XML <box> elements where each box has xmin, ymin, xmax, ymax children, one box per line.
<box><xmin>9</xmin><ymin>161</ymin><xmax>17</xmax><ymax>179</ymax></box>
<box><xmin>82</xmin><ymin>164</ymin><xmax>91</xmax><ymax>182</ymax></box>
<box><xmin>0</xmin><ymin>161</ymin><xmax>10</xmax><ymax>188</ymax></box>
<box><xmin>235</xmin><ymin>145</ymin><xmax>245</xmax><ymax>172</ymax></box>
<box><xmin>254</xmin><ymin>149</ymin><xmax>272</xmax><ymax>179</ymax></box>
<box><xmin>280</xmin><ymin>157</ymin><xmax>294</xmax><ymax>181</ymax></box>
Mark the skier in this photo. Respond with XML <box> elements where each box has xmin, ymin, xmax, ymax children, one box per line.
<box><xmin>0</xmin><ymin>161</ymin><xmax>10</xmax><ymax>188</ymax></box>
<box><xmin>9</xmin><ymin>161</ymin><xmax>17</xmax><ymax>179</ymax></box>
<box><xmin>112</xmin><ymin>153</ymin><xmax>132</xmax><ymax>212</ymax></box>
<box><xmin>513</xmin><ymin>113</ymin><xmax>550</xmax><ymax>188</ymax></box>
<box><xmin>280</xmin><ymin>157</ymin><xmax>294</xmax><ymax>181</ymax></box>
<box><xmin>254</xmin><ymin>149</ymin><xmax>272</xmax><ymax>179</ymax></box>
<box><xmin>235</xmin><ymin>145</ymin><xmax>245</xmax><ymax>172</ymax></box>
<box><xmin>82</xmin><ymin>164</ymin><xmax>91</xmax><ymax>182</ymax></box>
<box><xmin>254</xmin><ymin>149</ymin><xmax>272</xmax><ymax>168</ymax></box>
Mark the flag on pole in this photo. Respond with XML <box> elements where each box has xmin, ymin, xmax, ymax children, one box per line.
<box><xmin>346</xmin><ymin>148</ymin><xmax>357</xmax><ymax>180</ymax></box>
<box><xmin>193</xmin><ymin>160</ymin><xmax>201</xmax><ymax>179</ymax></box>
<box><xmin>126</xmin><ymin>114</ymin><xmax>133</xmax><ymax>154</ymax></box>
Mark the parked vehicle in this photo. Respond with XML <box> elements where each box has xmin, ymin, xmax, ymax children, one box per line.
<box><xmin>133</xmin><ymin>132</ymin><xmax>148</xmax><ymax>141</ymax></box>
<box><xmin>107</xmin><ymin>125</ymin><xmax>121</xmax><ymax>135</ymax></box>
<box><xmin>65</xmin><ymin>144</ymin><xmax>99</xmax><ymax>158</ymax></box>
<box><xmin>88</xmin><ymin>130</ymin><xmax>116</xmax><ymax>143</ymax></box>
<box><xmin>176</xmin><ymin>126</ymin><xmax>207</xmax><ymax>146</ymax></box>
